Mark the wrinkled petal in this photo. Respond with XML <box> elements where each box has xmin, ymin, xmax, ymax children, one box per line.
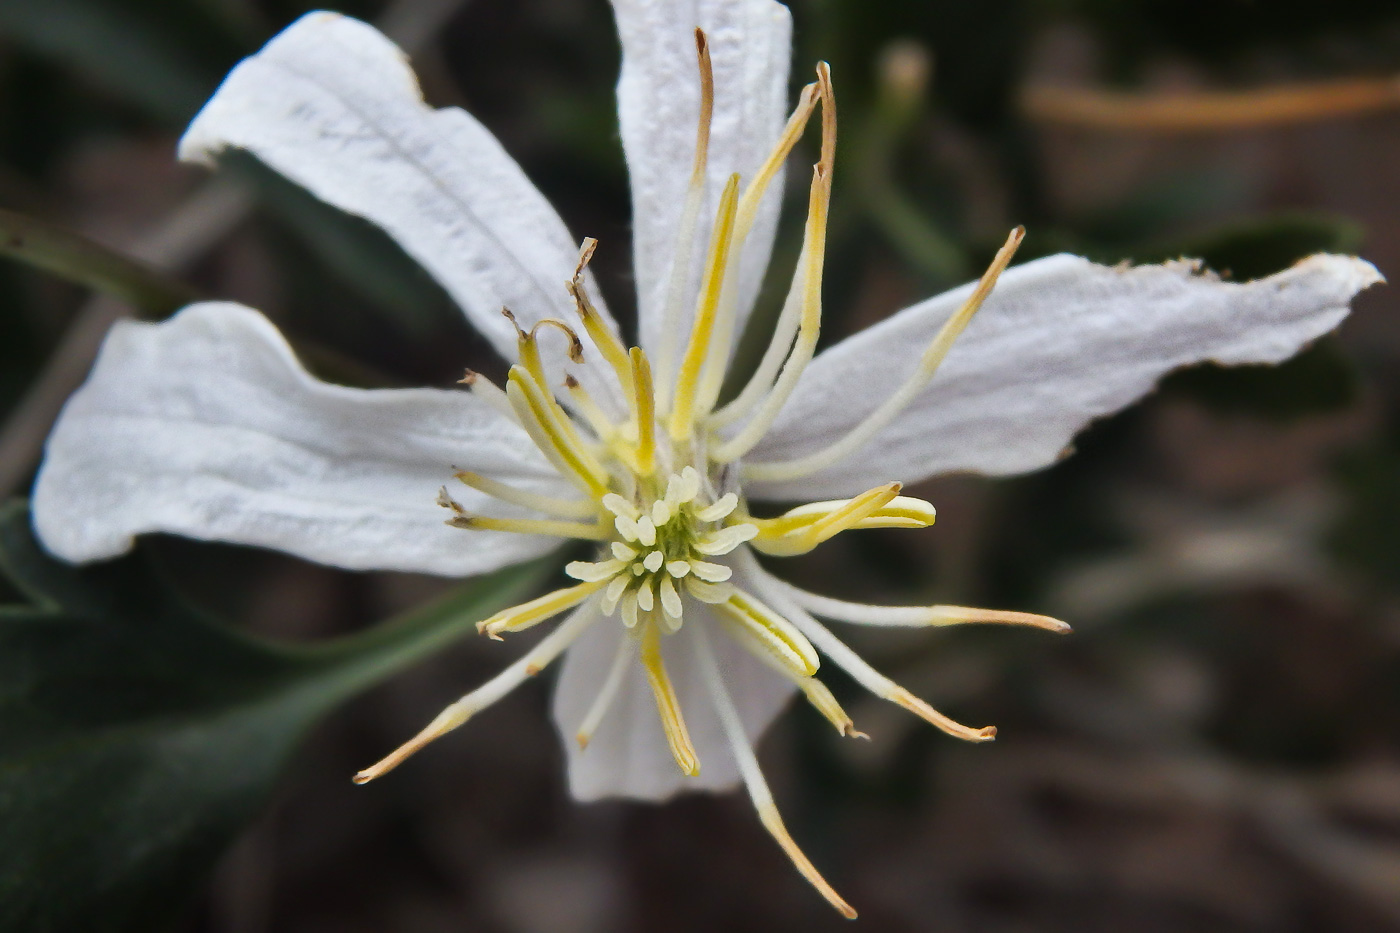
<box><xmin>612</xmin><ymin>0</ymin><xmax>791</xmax><ymax>355</ymax></box>
<box><xmin>552</xmin><ymin>597</ymin><xmax>796</xmax><ymax>801</ymax></box>
<box><xmin>33</xmin><ymin>302</ymin><xmax>575</xmax><ymax>576</ymax></box>
<box><xmin>746</xmin><ymin>253</ymin><xmax>1383</xmax><ymax>500</ymax></box>
<box><xmin>179</xmin><ymin>12</ymin><xmax>620</xmax><ymax>401</ymax></box>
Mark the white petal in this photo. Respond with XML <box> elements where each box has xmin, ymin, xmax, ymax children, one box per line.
<box><xmin>179</xmin><ymin>13</ymin><xmax>621</xmax><ymax>402</ymax></box>
<box><xmin>551</xmin><ymin>600</ymin><xmax>796</xmax><ymax>801</ymax></box>
<box><xmin>612</xmin><ymin>0</ymin><xmax>792</xmax><ymax>354</ymax></box>
<box><xmin>746</xmin><ymin>253</ymin><xmax>1383</xmax><ymax>499</ymax></box>
<box><xmin>32</xmin><ymin>302</ymin><xmax>575</xmax><ymax>576</ymax></box>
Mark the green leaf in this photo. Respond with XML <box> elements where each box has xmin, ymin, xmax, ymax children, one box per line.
<box><xmin>0</xmin><ymin>500</ymin><xmax>552</xmax><ymax>933</ymax></box>
<box><xmin>0</xmin><ymin>207</ymin><xmax>200</xmax><ymax>315</ymax></box>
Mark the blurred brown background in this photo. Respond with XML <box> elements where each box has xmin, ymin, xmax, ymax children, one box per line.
<box><xmin>4</xmin><ymin>0</ymin><xmax>1400</xmax><ymax>930</ymax></box>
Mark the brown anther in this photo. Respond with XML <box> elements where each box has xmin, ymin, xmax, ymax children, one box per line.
<box><xmin>564</xmin><ymin>374</ymin><xmax>580</xmax><ymax>389</ymax></box>
<box><xmin>501</xmin><ymin>306</ymin><xmax>525</xmax><ymax>337</ymax></box>
<box><xmin>574</xmin><ymin>237</ymin><xmax>598</xmax><ymax>279</ymax></box>
<box><xmin>529</xmin><ymin>319</ymin><xmax>585</xmax><ymax>363</ymax></box>
<box><xmin>457</xmin><ymin>369</ymin><xmax>479</xmax><ymax>386</ymax></box>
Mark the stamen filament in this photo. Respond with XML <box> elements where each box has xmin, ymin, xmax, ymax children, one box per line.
<box><xmin>742</xmin><ymin>553</ymin><xmax>996</xmax><ymax>742</ymax></box>
<box><xmin>709</xmin><ymin>64</ymin><xmax>835</xmax><ymax>460</ymax></box>
<box><xmin>505</xmin><ymin>369</ymin><xmax>610</xmax><ymax>496</ymax></box>
<box><xmin>716</xmin><ymin>612</ymin><xmax>863</xmax><ymax>737</ymax></box>
<box><xmin>447</xmin><ymin>514</ymin><xmax>609</xmax><ymax>541</ymax></box>
<box><xmin>742</xmin><ymin>226</ymin><xmax>1024</xmax><ymax>483</ymax></box>
<box><xmin>569</xmin><ymin>239</ymin><xmax>636</xmax><ymax>402</ymax></box>
<box><xmin>576</xmin><ymin>632</ymin><xmax>635</xmax><ymax>748</ymax></box>
<box><xmin>640</xmin><ymin>623</ymin><xmax>701</xmax><ymax>776</ymax></box>
<box><xmin>478</xmin><ymin>579</ymin><xmax>609</xmax><ymax>640</ymax></box>
<box><xmin>563</xmin><ymin>374</ymin><xmax>619</xmax><ymax>443</ymax></box>
<box><xmin>453</xmin><ymin>470</ymin><xmax>596</xmax><ymax>519</ymax></box>
<box><xmin>630</xmin><ymin>346</ymin><xmax>658</xmax><ymax>475</ymax></box>
<box><xmin>766</xmin><ymin>575</ymin><xmax>1071</xmax><ymax>632</ymax></box>
<box><xmin>691</xmin><ymin>623</ymin><xmax>857</xmax><ymax>919</ymax></box>
<box><xmin>693</xmin><ymin>81</ymin><xmax>823</xmax><ymax>415</ymax></box>
<box><xmin>711</xmin><ymin>589</ymin><xmax>820</xmax><ymax>677</ymax></box>
<box><xmin>354</xmin><ymin>601</ymin><xmax>600</xmax><ymax>784</ymax></box>
<box><xmin>749</xmin><ymin>495</ymin><xmax>936</xmax><ymax>538</ymax></box>
<box><xmin>750</xmin><ymin>483</ymin><xmax>902</xmax><ymax>557</ymax></box>
<box><xmin>669</xmin><ymin>172</ymin><xmax>741</xmax><ymax>439</ymax></box>
<box><xmin>654</xmin><ymin>28</ymin><xmax>715</xmax><ymax>410</ymax></box>
<box><xmin>458</xmin><ymin>369</ymin><xmax>519</xmax><ymax>423</ymax></box>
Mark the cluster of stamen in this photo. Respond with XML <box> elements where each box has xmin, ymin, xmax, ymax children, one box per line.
<box><xmin>356</xmin><ymin>29</ymin><xmax>1063</xmax><ymax>920</ymax></box>
<box><xmin>564</xmin><ymin>468</ymin><xmax>757</xmax><ymax>631</ymax></box>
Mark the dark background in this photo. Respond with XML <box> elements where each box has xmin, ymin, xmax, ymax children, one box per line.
<box><xmin>4</xmin><ymin>0</ymin><xmax>1400</xmax><ymax>930</ymax></box>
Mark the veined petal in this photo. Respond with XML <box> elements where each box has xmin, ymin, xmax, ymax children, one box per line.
<box><xmin>745</xmin><ymin>253</ymin><xmax>1383</xmax><ymax>499</ymax></box>
<box><xmin>179</xmin><ymin>12</ymin><xmax>622</xmax><ymax>404</ymax></box>
<box><xmin>551</xmin><ymin>600</ymin><xmax>796</xmax><ymax>801</ymax></box>
<box><xmin>612</xmin><ymin>0</ymin><xmax>792</xmax><ymax>357</ymax></box>
<box><xmin>32</xmin><ymin>303</ymin><xmax>571</xmax><ymax>576</ymax></box>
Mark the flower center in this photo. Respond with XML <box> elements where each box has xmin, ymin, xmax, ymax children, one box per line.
<box><xmin>564</xmin><ymin>467</ymin><xmax>756</xmax><ymax>632</ymax></box>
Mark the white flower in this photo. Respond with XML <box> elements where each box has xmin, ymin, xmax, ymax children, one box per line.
<box><xmin>31</xmin><ymin>4</ymin><xmax>1380</xmax><ymax>917</ymax></box>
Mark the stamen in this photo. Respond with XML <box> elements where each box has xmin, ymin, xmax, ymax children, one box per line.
<box><xmin>446</xmin><ymin>514</ymin><xmax>609</xmax><ymax>541</ymax></box>
<box><xmin>640</xmin><ymin>623</ymin><xmax>701</xmax><ymax>776</ymax></box>
<box><xmin>602</xmin><ymin>574</ymin><xmax>629</xmax><ymax>614</ymax></box>
<box><xmin>454</xmin><ymin>470</ymin><xmax>596</xmax><ymax>519</ymax></box>
<box><xmin>565</xmin><ymin>558</ymin><xmax>628</xmax><ymax>583</ymax></box>
<box><xmin>576</xmin><ymin>632</ymin><xmax>634</xmax><ymax>748</ymax></box>
<box><xmin>694</xmin><ymin>81</ymin><xmax>824</xmax><ymax>417</ymax></box>
<box><xmin>687</xmin><ymin>559</ymin><xmax>732</xmax><ymax>582</ymax></box>
<box><xmin>438</xmin><ymin>487</ymin><xmax>607</xmax><ymax>540</ymax></box>
<box><xmin>742</xmin><ymin>556</ymin><xmax>996</xmax><ymax>742</ymax></box>
<box><xmin>693</xmin><ymin>523</ymin><xmax>758</xmax><ymax>556</ymax></box>
<box><xmin>712</xmin><ymin>588</ymin><xmax>820</xmax><ymax>678</ymax></box>
<box><xmin>749</xmin><ymin>484</ymin><xmax>904</xmax><ymax>556</ymax></box>
<box><xmin>720</xmin><ymin>617</ymin><xmax>865</xmax><ymax>738</ymax></box>
<box><xmin>563</xmin><ymin>374</ymin><xmax>619</xmax><ymax>443</ymax></box>
<box><xmin>694</xmin><ymin>492</ymin><xmax>739</xmax><ymax>522</ymax></box>
<box><xmin>685</xmin><ymin>578</ymin><xmax>735</xmax><ymax>604</ymax></box>
<box><xmin>569</xmin><ymin>240</ymin><xmax>636</xmax><ymax>401</ymax></box>
<box><xmin>477</xmin><ymin>580</ymin><xmax>608</xmax><ymax>640</ymax></box>
<box><xmin>690</xmin><ymin>623</ymin><xmax>857</xmax><ymax>919</ymax></box>
<box><xmin>630</xmin><ymin>346</ymin><xmax>658</xmax><ymax>474</ymax></box>
<box><xmin>742</xmin><ymin>226</ymin><xmax>1024</xmax><ymax>483</ymax></box>
<box><xmin>709</xmin><ymin>63</ymin><xmax>836</xmax><ymax>461</ymax></box>
<box><xmin>354</xmin><ymin>601</ymin><xmax>600</xmax><ymax>784</ymax></box>
<box><xmin>505</xmin><ymin>368</ymin><xmax>610</xmax><ymax>496</ymax></box>
<box><xmin>458</xmin><ymin>369</ymin><xmax>519</xmax><ymax>423</ymax></box>
<box><xmin>660</xmin><ymin>575</ymin><xmax>684</xmax><ymax>619</ymax></box>
<box><xmin>654</xmin><ymin>28</ymin><xmax>716</xmax><ymax>410</ymax></box>
<box><xmin>767</xmin><ymin>575</ymin><xmax>1071</xmax><ymax>632</ymax></box>
<box><xmin>668</xmin><ymin>172</ymin><xmax>741</xmax><ymax>439</ymax></box>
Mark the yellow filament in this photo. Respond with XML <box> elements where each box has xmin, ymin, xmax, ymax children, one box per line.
<box><xmin>693</xmin><ymin>81</ymin><xmax>823</xmax><ymax>414</ymax></box>
<box><xmin>750</xmin><ymin>483</ymin><xmax>902</xmax><ymax>557</ymax></box>
<box><xmin>924</xmin><ymin>605</ymin><xmax>1071</xmax><ymax>633</ymax></box>
<box><xmin>453</xmin><ymin>470</ymin><xmax>596</xmax><ymax>519</ymax></box>
<box><xmin>750</xmin><ymin>493</ymin><xmax>934</xmax><ymax>538</ymax></box>
<box><xmin>505</xmin><ymin>368</ymin><xmax>610</xmax><ymax>496</ymax></box>
<box><xmin>562</xmin><ymin>374</ymin><xmax>619</xmax><ymax>443</ymax></box>
<box><xmin>669</xmin><ymin>172</ymin><xmax>741</xmax><ymax>440</ymax></box>
<box><xmin>630</xmin><ymin>346</ymin><xmax>657</xmax><ymax>475</ymax></box>
<box><xmin>742</xmin><ymin>226</ymin><xmax>1024</xmax><ymax>483</ymax></box>
<box><xmin>477</xmin><ymin>579</ymin><xmax>607</xmax><ymax>640</ymax></box>
<box><xmin>654</xmin><ymin>29</ymin><xmax>716</xmax><ymax>408</ymax></box>
<box><xmin>354</xmin><ymin>602</ymin><xmax>600</xmax><ymax>784</ymax></box>
<box><xmin>446</xmin><ymin>514</ymin><xmax>609</xmax><ymax>541</ymax></box>
<box><xmin>713</xmin><ymin>590</ymin><xmax>819</xmax><ymax>677</ymax></box>
<box><xmin>709</xmin><ymin>162</ymin><xmax>832</xmax><ymax>462</ymax></box>
<box><xmin>640</xmin><ymin>623</ymin><xmax>701</xmax><ymax>775</ymax></box>
<box><xmin>709</xmin><ymin>62</ymin><xmax>836</xmax><ymax>449</ymax></box>
<box><xmin>569</xmin><ymin>240</ymin><xmax>636</xmax><ymax>402</ymax></box>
